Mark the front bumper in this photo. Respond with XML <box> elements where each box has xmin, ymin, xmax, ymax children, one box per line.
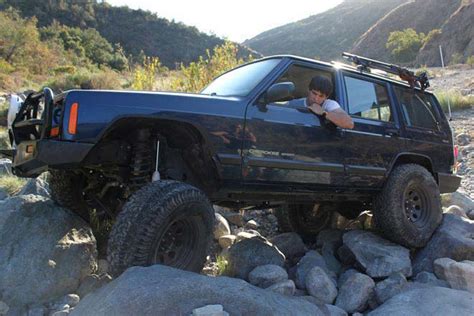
<box><xmin>438</xmin><ymin>172</ymin><xmax>462</xmax><ymax>193</ymax></box>
<box><xmin>13</xmin><ymin>139</ymin><xmax>94</xmax><ymax>177</ymax></box>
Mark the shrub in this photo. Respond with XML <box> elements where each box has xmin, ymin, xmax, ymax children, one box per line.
<box><xmin>47</xmin><ymin>68</ymin><xmax>122</xmax><ymax>92</ymax></box>
<box><xmin>435</xmin><ymin>90</ymin><xmax>473</xmax><ymax>113</ymax></box>
<box><xmin>0</xmin><ymin>174</ymin><xmax>27</xmax><ymax>195</ymax></box>
<box><xmin>130</xmin><ymin>56</ymin><xmax>167</xmax><ymax>91</ymax></box>
<box><xmin>466</xmin><ymin>55</ymin><xmax>474</xmax><ymax>68</ymax></box>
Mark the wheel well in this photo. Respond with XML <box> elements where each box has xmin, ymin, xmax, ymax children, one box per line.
<box><xmin>86</xmin><ymin>118</ymin><xmax>221</xmax><ymax>193</ymax></box>
<box><xmin>390</xmin><ymin>154</ymin><xmax>435</xmax><ymax>178</ymax></box>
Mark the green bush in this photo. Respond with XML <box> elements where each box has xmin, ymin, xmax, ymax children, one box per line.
<box><xmin>435</xmin><ymin>90</ymin><xmax>473</xmax><ymax>112</ymax></box>
<box><xmin>47</xmin><ymin>68</ymin><xmax>122</xmax><ymax>92</ymax></box>
<box><xmin>130</xmin><ymin>56</ymin><xmax>167</xmax><ymax>91</ymax></box>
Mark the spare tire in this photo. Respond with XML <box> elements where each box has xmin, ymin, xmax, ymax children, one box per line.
<box><xmin>107</xmin><ymin>180</ymin><xmax>214</xmax><ymax>276</ymax></box>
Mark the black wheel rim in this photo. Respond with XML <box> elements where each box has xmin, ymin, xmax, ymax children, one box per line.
<box><xmin>152</xmin><ymin>217</ymin><xmax>198</xmax><ymax>269</ymax></box>
<box><xmin>403</xmin><ymin>183</ymin><xmax>430</xmax><ymax>228</ymax></box>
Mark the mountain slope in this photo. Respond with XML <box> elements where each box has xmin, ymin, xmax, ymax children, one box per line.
<box><xmin>351</xmin><ymin>0</ymin><xmax>463</xmax><ymax>62</ymax></box>
<box><xmin>243</xmin><ymin>0</ymin><xmax>407</xmax><ymax>62</ymax></box>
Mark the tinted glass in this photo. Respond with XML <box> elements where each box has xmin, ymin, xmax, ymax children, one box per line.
<box><xmin>202</xmin><ymin>59</ymin><xmax>281</xmax><ymax>97</ymax></box>
<box><xmin>344</xmin><ymin>76</ymin><xmax>393</xmax><ymax>122</ymax></box>
<box><xmin>395</xmin><ymin>87</ymin><xmax>438</xmax><ymax>130</ymax></box>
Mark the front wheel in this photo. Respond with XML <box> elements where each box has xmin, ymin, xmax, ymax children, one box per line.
<box><xmin>107</xmin><ymin>180</ymin><xmax>214</xmax><ymax>276</ymax></box>
<box><xmin>374</xmin><ymin>164</ymin><xmax>442</xmax><ymax>248</ymax></box>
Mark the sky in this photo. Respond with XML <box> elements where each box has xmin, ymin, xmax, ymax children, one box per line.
<box><xmin>107</xmin><ymin>0</ymin><xmax>344</xmax><ymax>43</ymax></box>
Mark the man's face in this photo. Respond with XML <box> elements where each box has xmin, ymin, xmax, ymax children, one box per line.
<box><xmin>307</xmin><ymin>89</ymin><xmax>328</xmax><ymax>106</ymax></box>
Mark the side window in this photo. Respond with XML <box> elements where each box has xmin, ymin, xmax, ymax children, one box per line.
<box><xmin>394</xmin><ymin>87</ymin><xmax>438</xmax><ymax>130</ymax></box>
<box><xmin>344</xmin><ymin>76</ymin><xmax>393</xmax><ymax>122</ymax></box>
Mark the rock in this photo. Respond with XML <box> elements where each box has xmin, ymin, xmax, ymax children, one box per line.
<box><xmin>0</xmin><ymin>301</ymin><xmax>9</xmax><ymax>315</ymax></box>
<box><xmin>235</xmin><ymin>231</ymin><xmax>260</xmax><ymax>242</ymax></box>
<box><xmin>248</xmin><ymin>264</ymin><xmax>288</xmax><ymax>288</ymax></box>
<box><xmin>221</xmin><ymin>212</ymin><xmax>244</xmax><ymax>227</ymax></box>
<box><xmin>97</xmin><ymin>259</ymin><xmax>109</xmax><ymax>275</ymax></box>
<box><xmin>266</xmin><ymin>280</ymin><xmax>296</xmax><ymax>296</ymax></box>
<box><xmin>456</xmin><ymin>133</ymin><xmax>471</xmax><ymax>146</ymax></box>
<box><xmin>269</xmin><ymin>232</ymin><xmax>306</xmax><ymax>260</ymax></box>
<box><xmin>434</xmin><ymin>258</ymin><xmax>474</xmax><ymax>293</ymax></box>
<box><xmin>445</xmin><ymin>205</ymin><xmax>468</xmax><ymax>218</ymax></box>
<box><xmin>324</xmin><ymin>304</ymin><xmax>348</xmax><ymax>316</ymax></box>
<box><xmin>442</xmin><ymin>192</ymin><xmax>474</xmax><ymax>212</ymax></box>
<box><xmin>374</xmin><ymin>272</ymin><xmax>407</xmax><ymax>304</ymax></box>
<box><xmin>337</xmin><ymin>244</ymin><xmax>356</xmax><ymax>266</ymax></box>
<box><xmin>335</xmin><ymin>272</ymin><xmax>375</xmax><ymax>313</ymax></box>
<box><xmin>16</xmin><ymin>177</ymin><xmax>50</xmax><ymax>198</ymax></box>
<box><xmin>343</xmin><ymin>230</ymin><xmax>412</xmax><ymax>278</ymax></box>
<box><xmin>295</xmin><ymin>250</ymin><xmax>330</xmax><ymax>289</ymax></box>
<box><xmin>70</xmin><ymin>265</ymin><xmax>325</xmax><ymax>315</ymax></box>
<box><xmin>76</xmin><ymin>274</ymin><xmax>113</xmax><ymax>299</ymax></box>
<box><xmin>53</xmin><ymin>294</ymin><xmax>81</xmax><ymax>308</ymax></box>
<box><xmin>368</xmin><ymin>287</ymin><xmax>474</xmax><ymax>315</ymax></box>
<box><xmin>214</xmin><ymin>213</ymin><xmax>231</xmax><ymax>240</ymax></box>
<box><xmin>305</xmin><ymin>267</ymin><xmax>338</xmax><ymax>304</ymax></box>
<box><xmin>27</xmin><ymin>306</ymin><xmax>47</xmax><ymax>316</ymax></box>
<box><xmin>226</xmin><ymin>237</ymin><xmax>285</xmax><ymax>280</ymax></box>
<box><xmin>414</xmin><ymin>271</ymin><xmax>450</xmax><ymax>287</ymax></box>
<box><xmin>317</xmin><ymin>229</ymin><xmax>343</xmax><ymax>249</ymax></box>
<box><xmin>245</xmin><ymin>219</ymin><xmax>259</xmax><ymax>230</ymax></box>
<box><xmin>413</xmin><ymin>214</ymin><xmax>474</xmax><ymax>274</ymax></box>
<box><xmin>0</xmin><ymin>189</ymin><xmax>7</xmax><ymax>200</ymax></box>
<box><xmin>321</xmin><ymin>244</ymin><xmax>342</xmax><ymax>275</ymax></box>
<box><xmin>338</xmin><ymin>269</ymin><xmax>359</xmax><ymax>288</ymax></box>
<box><xmin>0</xmin><ymin>159</ymin><xmax>12</xmax><ymax>176</ymax></box>
<box><xmin>51</xmin><ymin>310</ymin><xmax>70</xmax><ymax>316</ymax></box>
<box><xmin>0</xmin><ymin>195</ymin><xmax>97</xmax><ymax>308</ymax></box>
<box><xmin>467</xmin><ymin>208</ymin><xmax>474</xmax><ymax>220</ymax></box>
<box><xmin>192</xmin><ymin>304</ymin><xmax>226</xmax><ymax>316</ymax></box>
<box><xmin>218</xmin><ymin>234</ymin><xmax>236</xmax><ymax>249</ymax></box>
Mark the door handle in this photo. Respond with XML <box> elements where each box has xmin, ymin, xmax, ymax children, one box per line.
<box><xmin>385</xmin><ymin>128</ymin><xmax>399</xmax><ymax>137</ymax></box>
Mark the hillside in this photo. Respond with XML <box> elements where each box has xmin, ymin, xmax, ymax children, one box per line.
<box><xmin>415</xmin><ymin>1</ymin><xmax>474</xmax><ymax>66</ymax></box>
<box><xmin>351</xmin><ymin>0</ymin><xmax>463</xmax><ymax>63</ymax></box>
<box><xmin>0</xmin><ymin>0</ymin><xmax>256</xmax><ymax>67</ymax></box>
<box><xmin>243</xmin><ymin>0</ymin><xmax>407</xmax><ymax>62</ymax></box>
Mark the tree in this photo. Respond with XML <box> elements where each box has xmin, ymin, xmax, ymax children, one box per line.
<box><xmin>386</xmin><ymin>28</ymin><xmax>425</xmax><ymax>63</ymax></box>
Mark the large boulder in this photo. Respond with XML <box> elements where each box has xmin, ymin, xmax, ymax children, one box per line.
<box><xmin>0</xmin><ymin>195</ymin><xmax>97</xmax><ymax>307</ymax></box>
<box><xmin>368</xmin><ymin>287</ymin><xmax>474</xmax><ymax>315</ymax></box>
<box><xmin>374</xmin><ymin>272</ymin><xmax>407</xmax><ymax>304</ymax></box>
<box><xmin>442</xmin><ymin>192</ymin><xmax>474</xmax><ymax>212</ymax></box>
<box><xmin>434</xmin><ymin>258</ymin><xmax>474</xmax><ymax>293</ymax></box>
<box><xmin>342</xmin><ymin>230</ymin><xmax>412</xmax><ymax>278</ymax></box>
<box><xmin>335</xmin><ymin>272</ymin><xmax>375</xmax><ymax>313</ymax></box>
<box><xmin>248</xmin><ymin>264</ymin><xmax>288</xmax><ymax>288</ymax></box>
<box><xmin>213</xmin><ymin>213</ymin><xmax>231</xmax><ymax>240</ymax></box>
<box><xmin>16</xmin><ymin>176</ymin><xmax>50</xmax><ymax>198</ymax></box>
<box><xmin>226</xmin><ymin>237</ymin><xmax>285</xmax><ymax>280</ymax></box>
<box><xmin>295</xmin><ymin>250</ymin><xmax>331</xmax><ymax>289</ymax></box>
<box><xmin>269</xmin><ymin>232</ymin><xmax>307</xmax><ymax>260</ymax></box>
<box><xmin>71</xmin><ymin>265</ymin><xmax>325</xmax><ymax>316</ymax></box>
<box><xmin>413</xmin><ymin>214</ymin><xmax>474</xmax><ymax>274</ymax></box>
<box><xmin>305</xmin><ymin>267</ymin><xmax>338</xmax><ymax>304</ymax></box>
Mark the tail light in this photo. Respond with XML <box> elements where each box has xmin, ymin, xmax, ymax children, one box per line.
<box><xmin>68</xmin><ymin>102</ymin><xmax>79</xmax><ymax>134</ymax></box>
<box><xmin>453</xmin><ymin>145</ymin><xmax>459</xmax><ymax>173</ymax></box>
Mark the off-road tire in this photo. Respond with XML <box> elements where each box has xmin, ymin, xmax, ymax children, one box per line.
<box><xmin>274</xmin><ymin>203</ymin><xmax>333</xmax><ymax>235</ymax></box>
<box><xmin>107</xmin><ymin>180</ymin><xmax>214</xmax><ymax>277</ymax></box>
<box><xmin>374</xmin><ymin>164</ymin><xmax>442</xmax><ymax>248</ymax></box>
<box><xmin>48</xmin><ymin>170</ymin><xmax>90</xmax><ymax>221</ymax></box>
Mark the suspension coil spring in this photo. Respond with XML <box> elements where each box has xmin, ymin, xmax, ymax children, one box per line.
<box><xmin>129</xmin><ymin>129</ymin><xmax>153</xmax><ymax>191</ymax></box>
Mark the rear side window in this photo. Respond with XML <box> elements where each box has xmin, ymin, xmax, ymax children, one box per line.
<box><xmin>394</xmin><ymin>87</ymin><xmax>438</xmax><ymax>130</ymax></box>
<box><xmin>344</xmin><ymin>75</ymin><xmax>393</xmax><ymax>122</ymax></box>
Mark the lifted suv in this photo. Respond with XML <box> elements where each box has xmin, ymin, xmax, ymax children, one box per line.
<box><xmin>5</xmin><ymin>53</ymin><xmax>461</xmax><ymax>275</ymax></box>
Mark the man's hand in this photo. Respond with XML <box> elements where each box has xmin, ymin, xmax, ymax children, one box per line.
<box><xmin>308</xmin><ymin>103</ymin><xmax>325</xmax><ymax>115</ymax></box>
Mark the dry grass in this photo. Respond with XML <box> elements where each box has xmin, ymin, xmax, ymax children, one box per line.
<box><xmin>435</xmin><ymin>90</ymin><xmax>473</xmax><ymax>113</ymax></box>
<box><xmin>0</xmin><ymin>174</ymin><xmax>26</xmax><ymax>195</ymax></box>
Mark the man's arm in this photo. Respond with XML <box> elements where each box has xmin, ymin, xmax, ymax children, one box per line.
<box><xmin>307</xmin><ymin>104</ymin><xmax>354</xmax><ymax>129</ymax></box>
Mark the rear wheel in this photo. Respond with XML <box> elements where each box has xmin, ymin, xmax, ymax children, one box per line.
<box><xmin>107</xmin><ymin>180</ymin><xmax>214</xmax><ymax>276</ymax></box>
<box><xmin>274</xmin><ymin>203</ymin><xmax>333</xmax><ymax>235</ymax></box>
<box><xmin>374</xmin><ymin>164</ymin><xmax>442</xmax><ymax>248</ymax></box>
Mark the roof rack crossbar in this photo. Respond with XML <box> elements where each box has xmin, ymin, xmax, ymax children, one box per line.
<box><xmin>342</xmin><ymin>52</ymin><xmax>430</xmax><ymax>91</ymax></box>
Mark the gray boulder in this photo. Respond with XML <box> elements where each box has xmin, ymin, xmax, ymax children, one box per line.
<box><xmin>368</xmin><ymin>287</ymin><xmax>474</xmax><ymax>316</ymax></box>
<box><xmin>468</xmin><ymin>209</ymin><xmax>474</xmax><ymax>220</ymax></box>
<box><xmin>456</xmin><ymin>133</ymin><xmax>471</xmax><ymax>146</ymax></box>
<box><xmin>413</xmin><ymin>214</ymin><xmax>474</xmax><ymax>274</ymax></box>
<box><xmin>305</xmin><ymin>267</ymin><xmax>338</xmax><ymax>304</ymax></box>
<box><xmin>269</xmin><ymin>232</ymin><xmax>307</xmax><ymax>260</ymax></box>
<box><xmin>0</xmin><ymin>195</ymin><xmax>97</xmax><ymax>307</ymax></box>
<box><xmin>266</xmin><ymin>280</ymin><xmax>296</xmax><ymax>296</ymax></box>
<box><xmin>343</xmin><ymin>230</ymin><xmax>412</xmax><ymax>278</ymax></box>
<box><xmin>248</xmin><ymin>264</ymin><xmax>288</xmax><ymax>288</ymax></box>
<box><xmin>71</xmin><ymin>265</ymin><xmax>325</xmax><ymax>316</ymax></box>
<box><xmin>434</xmin><ymin>258</ymin><xmax>474</xmax><ymax>293</ymax></box>
<box><xmin>374</xmin><ymin>272</ymin><xmax>407</xmax><ymax>304</ymax></box>
<box><xmin>17</xmin><ymin>177</ymin><xmax>50</xmax><ymax>198</ymax></box>
<box><xmin>444</xmin><ymin>205</ymin><xmax>468</xmax><ymax>218</ymax></box>
<box><xmin>316</xmin><ymin>229</ymin><xmax>343</xmax><ymax>249</ymax></box>
<box><xmin>295</xmin><ymin>250</ymin><xmax>331</xmax><ymax>289</ymax></box>
<box><xmin>414</xmin><ymin>271</ymin><xmax>449</xmax><ymax>288</ymax></box>
<box><xmin>0</xmin><ymin>188</ymin><xmax>8</xmax><ymax>200</ymax></box>
<box><xmin>335</xmin><ymin>272</ymin><xmax>375</xmax><ymax>313</ymax></box>
<box><xmin>226</xmin><ymin>237</ymin><xmax>285</xmax><ymax>280</ymax></box>
<box><xmin>442</xmin><ymin>192</ymin><xmax>474</xmax><ymax>212</ymax></box>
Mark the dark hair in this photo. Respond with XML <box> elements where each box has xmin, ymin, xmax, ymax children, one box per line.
<box><xmin>308</xmin><ymin>75</ymin><xmax>333</xmax><ymax>97</ymax></box>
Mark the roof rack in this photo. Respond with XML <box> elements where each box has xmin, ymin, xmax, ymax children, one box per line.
<box><xmin>341</xmin><ymin>52</ymin><xmax>430</xmax><ymax>91</ymax></box>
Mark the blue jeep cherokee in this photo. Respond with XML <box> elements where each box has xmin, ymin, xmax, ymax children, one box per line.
<box><xmin>6</xmin><ymin>53</ymin><xmax>461</xmax><ymax>275</ymax></box>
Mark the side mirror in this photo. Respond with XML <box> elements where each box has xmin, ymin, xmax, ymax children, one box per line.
<box><xmin>266</xmin><ymin>82</ymin><xmax>295</xmax><ymax>103</ymax></box>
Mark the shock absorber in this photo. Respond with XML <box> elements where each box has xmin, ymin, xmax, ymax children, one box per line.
<box><xmin>129</xmin><ymin>129</ymin><xmax>153</xmax><ymax>191</ymax></box>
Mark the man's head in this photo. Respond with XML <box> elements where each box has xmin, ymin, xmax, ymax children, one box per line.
<box><xmin>307</xmin><ymin>75</ymin><xmax>333</xmax><ymax>105</ymax></box>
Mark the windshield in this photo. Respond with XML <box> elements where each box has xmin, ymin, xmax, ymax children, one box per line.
<box><xmin>201</xmin><ymin>58</ymin><xmax>281</xmax><ymax>97</ymax></box>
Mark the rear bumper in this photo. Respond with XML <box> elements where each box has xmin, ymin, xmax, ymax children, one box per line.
<box><xmin>438</xmin><ymin>172</ymin><xmax>462</xmax><ymax>193</ymax></box>
<box><xmin>12</xmin><ymin>139</ymin><xmax>94</xmax><ymax>177</ymax></box>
